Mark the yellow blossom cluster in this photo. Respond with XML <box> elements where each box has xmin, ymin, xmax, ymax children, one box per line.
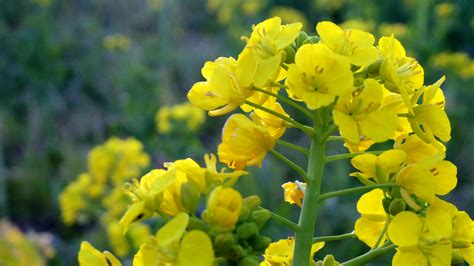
<box><xmin>59</xmin><ymin>137</ymin><xmax>151</xmax><ymax>257</ymax></box>
<box><xmin>103</xmin><ymin>34</ymin><xmax>131</xmax><ymax>50</ymax></box>
<box><xmin>155</xmin><ymin>102</ymin><xmax>206</xmax><ymax>134</ymax></box>
<box><xmin>431</xmin><ymin>51</ymin><xmax>474</xmax><ymax>79</ymax></box>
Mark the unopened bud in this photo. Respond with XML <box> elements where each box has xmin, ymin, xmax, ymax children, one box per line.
<box><xmin>322</xmin><ymin>254</ymin><xmax>339</xmax><ymax>266</ymax></box>
<box><xmin>296</xmin><ymin>31</ymin><xmax>310</xmax><ymax>48</ymax></box>
<box><xmin>187</xmin><ymin>216</ymin><xmax>208</xmax><ymax>232</ymax></box>
<box><xmin>239</xmin><ymin>206</ymin><xmax>251</xmax><ymax>221</ymax></box>
<box><xmin>249</xmin><ymin>235</ymin><xmax>271</xmax><ymax>251</ymax></box>
<box><xmin>243</xmin><ymin>196</ymin><xmax>261</xmax><ymax>211</ymax></box>
<box><xmin>251</xmin><ymin>209</ymin><xmax>271</xmax><ymax>228</ymax></box>
<box><xmin>214</xmin><ymin>233</ymin><xmax>235</xmax><ymax>252</ymax></box>
<box><xmin>389</xmin><ymin>198</ymin><xmax>406</xmax><ymax>216</ymax></box>
<box><xmin>239</xmin><ymin>255</ymin><xmax>260</xmax><ymax>266</ymax></box>
<box><xmin>230</xmin><ymin>245</ymin><xmax>247</xmax><ymax>260</ymax></box>
<box><xmin>181</xmin><ymin>183</ymin><xmax>200</xmax><ymax>213</ymax></box>
<box><xmin>237</xmin><ymin>223</ymin><xmax>259</xmax><ymax>240</ymax></box>
<box><xmin>382</xmin><ymin>197</ymin><xmax>392</xmax><ymax>214</ymax></box>
<box><xmin>284</xmin><ymin>45</ymin><xmax>296</xmax><ymax>64</ymax></box>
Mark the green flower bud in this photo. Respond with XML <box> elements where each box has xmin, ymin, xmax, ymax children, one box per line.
<box><xmin>251</xmin><ymin>209</ymin><xmax>271</xmax><ymax>228</ymax></box>
<box><xmin>187</xmin><ymin>216</ymin><xmax>208</xmax><ymax>232</ymax></box>
<box><xmin>322</xmin><ymin>254</ymin><xmax>340</xmax><ymax>266</ymax></box>
<box><xmin>243</xmin><ymin>196</ymin><xmax>261</xmax><ymax>211</ymax></box>
<box><xmin>296</xmin><ymin>31</ymin><xmax>310</xmax><ymax>48</ymax></box>
<box><xmin>249</xmin><ymin>235</ymin><xmax>271</xmax><ymax>251</ymax></box>
<box><xmin>389</xmin><ymin>186</ymin><xmax>402</xmax><ymax>199</ymax></box>
<box><xmin>237</xmin><ymin>223</ymin><xmax>259</xmax><ymax>240</ymax></box>
<box><xmin>382</xmin><ymin>197</ymin><xmax>392</xmax><ymax>214</ymax></box>
<box><xmin>284</xmin><ymin>45</ymin><xmax>296</xmax><ymax>64</ymax></box>
<box><xmin>367</xmin><ymin>59</ymin><xmax>383</xmax><ymax>74</ymax></box>
<box><xmin>303</xmin><ymin>35</ymin><xmax>320</xmax><ymax>45</ymax></box>
<box><xmin>239</xmin><ymin>206</ymin><xmax>251</xmax><ymax>221</ymax></box>
<box><xmin>239</xmin><ymin>255</ymin><xmax>260</xmax><ymax>266</ymax></box>
<box><xmin>389</xmin><ymin>198</ymin><xmax>406</xmax><ymax>216</ymax></box>
<box><xmin>214</xmin><ymin>233</ymin><xmax>235</xmax><ymax>252</ymax></box>
<box><xmin>230</xmin><ymin>245</ymin><xmax>247</xmax><ymax>260</ymax></box>
<box><xmin>181</xmin><ymin>182</ymin><xmax>200</xmax><ymax>213</ymax></box>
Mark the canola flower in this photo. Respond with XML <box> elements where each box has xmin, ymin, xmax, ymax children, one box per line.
<box><xmin>71</xmin><ymin>17</ymin><xmax>472</xmax><ymax>266</ymax></box>
<box><xmin>155</xmin><ymin>102</ymin><xmax>205</xmax><ymax>133</ymax></box>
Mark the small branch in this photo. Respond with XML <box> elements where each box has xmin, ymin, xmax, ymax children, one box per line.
<box><xmin>324</xmin><ymin>150</ymin><xmax>384</xmax><ymax>163</ymax></box>
<box><xmin>253</xmin><ymin>87</ymin><xmax>315</xmax><ymax>121</ymax></box>
<box><xmin>327</xmin><ymin>136</ymin><xmax>344</xmax><ymax>142</ymax></box>
<box><xmin>269</xmin><ymin>149</ymin><xmax>309</xmax><ymax>182</ymax></box>
<box><xmin>371</xmin><ymin>216</ymin><xmax>390</xmax><ymax>250</ymax></box>
<box><xmin>320</xmin><ymin>124</ymin><xmax>338</xmax><ymax>143</ymax></box>
<box><xmin>244</xmin><ymin>100</ymin><xmax>313</xmax><ymax>136</ymax></box>
<box><xmin>341</xmin><ymin>243</ymin><xmax>396</xmax><ymax>266</ymax></box>
<box><xmin>276</xmin><ymin>140</ymin><xmax>309</xmax><ymax>156</ymax></box>
<box><xmin>259</xmin><ymin>207</ymin><xmax>299</xmax><ymax>232</ymax></box>
<box><xmin>312</xmin><ymin>232</ymin><xmax>356</xmax><ymax>243</ymax></box>
<box><xmin>317</xmin><ymin>183</ymin><xmax>398</xmax><ymax>202</ymax></box>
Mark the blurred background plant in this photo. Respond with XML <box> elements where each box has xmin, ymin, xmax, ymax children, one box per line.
<box><xmin>0</xmin><ymin>0</ymin><xmax>472</xmax><ymax>265</ymax></box>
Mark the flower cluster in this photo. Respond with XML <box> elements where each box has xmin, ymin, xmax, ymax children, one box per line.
<box><xmin>73</xmin><ymin>17</ymin><xmax>472</xmax><ymax>266</ymax></box>
<box><xmin>155</xmin><ymin>102</ymin><xmax>206</xmax><ymax>134</ymax></box>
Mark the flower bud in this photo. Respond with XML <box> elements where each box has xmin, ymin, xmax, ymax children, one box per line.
<box><xmin>230</xmin><ymin>245</ymin><xmax>247</xmax><ymax>260</ymax></box>
<box><xmin>239</xmin><ymin>255</ymin><xmax>260</xmax><ymax>266</ymax></box>
<box><xmin>187</xmin><ymin>216</ymin><xmax>208</xmax><ymax>232</ymax></box>
<box><xmin>243</xmin><ymin>196</ymin><xmax>261</xmax><ymax>211</ymax></box>
<box><xmin>181</xmin><ymin>182</ymin><xmax>200</xmax><ymax>213</ymax></box>
<box><xmin>251</xmin><ymin>209</ymin><xmax>271</xmax><ymax>228</ymax></box>
<box><xmin>249</xmin><ymin>235</ymin><xmax>271</xmax><ymax>251</ymax></box>
<box><xmin>389</xmin><ymin>198</ymin><xmax>406</xmax><ymax>216</ymax></box>
<box><xmin>322</xmin><ymin>254</ymin><xmax>339</xmax><ymax>266</ymax></box>
<box><xmin>214</xmin><ymin>233</ymin><xmax>235</xmax><ymax>252</ymax></box>
<box><xmin>296</xmin><ymin>31</ymin><xmax>310</xmax><ymax>48</ymax></box>
<box><xmin>239</xmin><ymin>206</ymin><xmax>251</xmax><ymax>221</ymax></box>
<box><xmin>284</xmin><ymin>45</ymin><xmax>296</xmax><ymax>64</ymax></box>
<box><xmin>205</xmin><ymin>187</ymin><xmax>242</xmax><ymax>232</ymax></box>
<box><xmin>382</xmin><ymin>197</ymin><xmax>392</xmax><ymax>214</ymax></box>
<box><xmin>237</xmin><ymin>223</ymin><xmax>259</xmax><ymax>240</ymax></box>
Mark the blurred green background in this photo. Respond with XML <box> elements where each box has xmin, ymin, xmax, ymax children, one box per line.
<box><xmin>0</xmin><ymin>0</ymin><xmax>473</xmax><ymax>265</ymax></box>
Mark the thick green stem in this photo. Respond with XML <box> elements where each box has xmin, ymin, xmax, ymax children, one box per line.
<box><xmin>313</xmin><ymin>232</ymin><xmax>356</xmax><ymax>243</ymax></box>
<box><xmin>341</xmin><ymin>244</ymin><xmax>396</xmax><ymax>266</ymax></box>
<box><xmin>292</xmin><ymin>133</ymin><xmax>326</xmax><ymax>266</ymax></box>
<box><xmin>317</xmin><ymin>183</ymin><xmax>398</xmax><ymax>202</ymax></box>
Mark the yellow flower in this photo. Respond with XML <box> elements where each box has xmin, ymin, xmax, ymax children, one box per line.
<box><xmin>333</xmin><ymin>79</ymin><xmax>398</xmax><ymax>148</ymax></box>
<box><xmin>156</xmin><ymin>102</ymin><xmax>206</xmax><ymax>134</ymax></box>
<box><xmin>133</xmin><ymin>213</ymin><xmax>214</xmax><ymax>266</ymax></box>
<box><xmin>103</xmin><ymin>34</ymin><xmax>131</xmax><ymax>50</ymax></box>
<box><xmin>316</xmin><ymin>21</ymin><xmax>379</xmax><ymax>67</ymax></box>
<box><xmin>78</xmin><ymin>241</ymin><xmax>122</xmax><ymax>266</ymax></box>
<box><xmin>119</xmin><ymin>169</ymin><xmax>177</xmax><ymax>233</ymax></box>
<box><xmin>261</xmin><ymin>237</ymin><xmax>324</xmax><ymax>265</ymax></box>
<box><xmin>236</xmin><ymin>17</ymin><xmax>302</xmax><ymax>88</ymax></box>
<box><xmin>281</xmin><ymin>181</ymin><xmax>305</xmax><ymax>207</ymax></box>
<box><xmin>388</xmin><ymin>208</ymin><xmax>453</xmax><ymax>266</ymax></box>
<box><xmin>203</xmin><ymin>186</ymin><xmax>242</xmax><ymax>232</ymax></box>
<box><xmin>218</xmin><ymin>114</ymin><xmax>275</xmax><ymax>169</ymax></box>
<box><xmin>59</xmin><ymin>173</ymin><xmax>91</xmax><ymax>225</ymax></box>
<box><xmin>250</xmin><ymin>98</ymin><xmax>290</xmax><ymax>139</ymax></box>
<box><xmin>451</xmin><ymin>210</ymin><xmax>474</xmax><ymax>264</ymax></box>
<box><xmin>394</xmin><ymin>134</ymin><xmax>445</xmax><ymax>164</ymax></box>
<box><xmin>350</xmin><ymin>149</ymin><xmax>407</xmax><ymax>185</ymax></box>
<box><xmin>285</xmin><ymin>43</ymin><xmax>354</xmax><ymax>109</ymax></box>
<box><xmin>378</xmin><ymin>35</ymin><xmax>424</xmax><ymax>112</ymax></box>
<box><xmin>188</xmin><ymin>57</ymin><xmax>254</xmax><ymax>116</ymax></box>
<box><xmin>354</xmin><ymin>189</ymin><xmax>388</xmax><ymax>248</ymax></box>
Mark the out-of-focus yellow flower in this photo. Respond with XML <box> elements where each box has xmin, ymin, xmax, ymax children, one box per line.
<box><xmin>270</xmin><ymin>6</ymin><xmax>309</xmax><ymax>30</ymax></box>
<box><xmin>286</xmin><ymin>43</ymin><xmax>354</xmax><ymax>109</ymax></box>
<box><xmin>78</xmin><ymin>241</ymin><xmax>122</xmax><ymax>266</ymax></box>
<box><xmin>350</xmin><ymin>149</ymin><xmax>406</xmax><ymax>185</ymax></box>
<box><xmin>430</xmin><ymin>52</ymin><xmax>474</xmax><ymax>79</ymax></box>
<box><xmin>203</xmin><ymin>186</ymin><xmax>242</xmax><ymax>232</ymax></box>
<box><xmin>119</xmin><ymin>169</ymin><xmax>176</xmax><ymax>233</ymax></box>
<box><xmin>133</xmin><ymin>213</ymin><xmax>214</xmax><ymax>266</ymax></box>
<box><xmin>0</xmin><ymin>220</ymin><xmax>52</xmax><ymax>266</ymax></box>
<box><xmin>339</xmin><ymin>19</ymin><xmax>374</xmax><ymax>32</ymax></box>
<box><xmin>354</xmin><ymin>189</ymin><xmax>388</xmax><ymax>248</ymax></box>
<box><xmin>282</xmin><ymin>181</ymin><xmax>305</xmax><ymax>207</ymax></box>
<box><xmin>103</xmin><ymin>34</ymin><xmax>131</xmax><ymax>50</ymax></box>
<box><xmin>188</xmin><ymin>57</ymin><xmax>254</xmax><ymax>116</ymax></box>
<box><xmin>378</xmin><ymin>23</ymin><xmax>407</xmax><ymax>39</ymax></box>
<box><xmin>388</xmin><ymin>207</ymin><xmax>453</xmax><ymax>265</ymax></box>
<box><xmin>435</xmin><ymin>3</ymin><xmax>455</xmax><ymax>18</ymax></box>
<box><xmin>218</xmin><ymin>114</ymin><xmax>275</xmax><ymax>169</ymax></box>
<box><xmin>59</xmin><ymin>173</ymin><xmax>91</xmax><ymax>225</ymax></box>
<box><xmin>334</xmin><ymin>79</ymin><xmax>398</xmax><ymax>150</ymax></box>
<box><xmin>236</xmin><ymin>17</ymin><xmax>302</xmax><ymax>88</ymax></box>
<box><xmin>317</xmin><ymin>21</ymin><xmax>379</xmax><ymax>67</ymax></box>
<box><xmin>261</xmin><ymin>237</ymin><xmax>324</xmax><ymax>265</ymax></box>
<box><xmin>155</xmin><ymin>102</ymin><xmax>206</xmax><ymax>133</ymax></box>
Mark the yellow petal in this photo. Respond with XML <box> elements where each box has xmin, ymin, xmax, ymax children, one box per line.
<box><xmin>333</xmin><ymin>110</ymin><xmax>360</xmax><ymax>143</ymax></box>
<box><xmin>78</xmin><ymin>241</ymin><xmax>108</xmax><ymax>266</ymax></box>
<box><xmin>356</xmin><ymin>189</ymin><xmax>386</xmax><ymax>217</ymax></box>
<box><xmin>392</xmin><ymin>246</ymin><xmax>427</xmax><ymax>266</ymax></box>
<box><xmin>432</xmin><ymin>160</ymin><xmax>457</xmax><ymax>196</ymax></box>
<box><xmin>253</xmin><ymin>53</ymin><xmax>282</xmax><ymax>88</ymax></box>
<box><xmin>376</xmin><ymin>149</ymin><xmax>406</xmax><ymax>175</ymax></box>
<box><xmin>177</xmin><ymin>231</ymin><xmax>215</xmax><ymax>266</ymax></box>
<box><xmin>236</xmin><ymin>49</ymin><xmax>258</xmax><ymax>87</ymax></box>
<box><xmin>274</xmin><ymin>22</ymin><xmax>302</xmax><ymax>50</ymax></box>
<box><xmin>156</xmin><ymin>212</ymin><xmax>189</xmax><ymax>248</ymax></box>
<box><xmin>359</xmin><ymin>109</ymin><xmax>398</xmax><ymax>142</ymax></box>
<box><xmin>351</xmin><ymin>154</ymin><xmax>377</xmax><ymax>177</ymax></box>
<box><xmin>388</xmin><ymin>212</ymin><xmax>422</xmax><ymax>247</ymax></box>
<box><xmin>355</xmin><ymin>217</ymin><xmax>387</xmax><ymax>248</ymax></box>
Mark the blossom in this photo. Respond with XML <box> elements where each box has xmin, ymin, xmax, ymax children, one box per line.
<box><xmin>188</xmin><ymin>57</ymin><xmax>253</xmax><ymax>116</ymax></box>
<box><xmin>282</xmin><ymin>181</ymin><xmax>305</xmax><ymax>207</ymax></box>
<box><xmin>261</xmin><ymin>237</ymin><xmax>324</xmax><ymax>265</ymax></box>
<box><xmin>316</xmin><ymin>21</ymin><xmax>379</xmax><ymax>67</ymax></box>
<box><xmin>218</xmin><ymin>114</ymin><xmax>275</xmax><ymax>169</ymax></box>
<box><xmin>350</xmin><ymin>149</ymin><xmax>406</xmax><ymax>185</ymax></box>
<box><xmin>354</xmin><ymin>189</ymin><xmax>388</xmax><ymax>248</ymax></box>
<box><xmin>236</xmin><ymin>17</ymin><xmax>302</xmax><ymax>88</ymax></box>
<box><xmin>78</xmin><ymin>241</ymin><xmax>122</xmax><ymax>266</ymax></box>
<box><xmin>203</xmin><ymin>186</ymin><xmax>242</xmax><ymax>232</ymax></box>
<box><xmin>285</xmin><ymin>43</ymin><xmax>354</xmax><ymax>109</ymax></box>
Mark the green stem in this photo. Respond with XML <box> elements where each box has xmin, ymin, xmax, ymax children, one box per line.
<box><xmin>313</xmin><ymin>232</ymin><xmax>356</xmax><ymax>243</ymax></box>
<box><xmin>292</xmin><ymin>132</ymin><xmax>326</xmax><ymax>266</ymax></box>
<box><xmin>320</xmin><ymin>124</ymin><xmax>338</xmax><ymax>142</ymax></box>
<box><xmin>259</xmin><ymin>207</ymin><xmax>300</xmax><ymax>232</ymax></box>
<box><xmin>341</xmin><ymin>244</ymin><xmax>396</xmax><ymax>266</ymax></box>
<box><xmin>324</xmin><ymin>150</ymin><xmax>384</xmax><ymax>163</ymax></box>
<box><xmin>371</xmin><ymin>217</ymin><xmax>390</xmax><ymax>250</ymax></box>
<box><xmin>253</xmin><ymin>87</ymin><xmax>315</xmax><ymax>121</ymax></box>
<box><xmin>317</xmin><ymin>183</ymin><xmax>398</xmax><ymax>202</ymax></box>
<box><xmin>269</xmin><ymin>149</ymin><xmax>309</xmax><ymax>182</ymax></box>
<box><xmin>244</xmin><ymin>100</ymin><xmax>313</xmax><ymax>136</ymax></box>
<box><xmin>276</xmin><ymin>140</ymin><xmax>309</xmax><ymax>156</ymax></box>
